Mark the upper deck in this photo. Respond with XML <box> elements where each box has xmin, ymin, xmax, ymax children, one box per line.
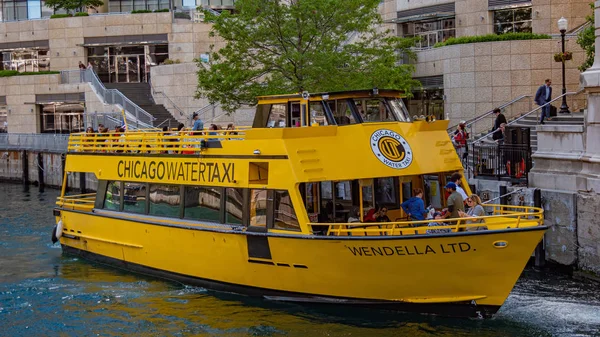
<box><xmin>65</xmin><ymin>89</ymin><xmax>462</xmax><ymax>188</ymax></box>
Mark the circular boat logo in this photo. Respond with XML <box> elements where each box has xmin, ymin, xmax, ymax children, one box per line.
<box><xmin>370</xmin><ymin>129</ymin><xmax>413</xmax><ymax>169</ymax></box>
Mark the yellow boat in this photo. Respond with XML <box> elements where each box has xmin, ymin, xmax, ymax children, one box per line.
<box><xmin>53</xmin><ymin>89</ymin><xmax>546</xmax><ymax>318</ymax></box>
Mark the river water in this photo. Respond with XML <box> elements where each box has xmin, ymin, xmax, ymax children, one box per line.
<box><xmin>1</xmin><ymin>183</ymin><xmax>600</xmax><ymax>337</ymax></box>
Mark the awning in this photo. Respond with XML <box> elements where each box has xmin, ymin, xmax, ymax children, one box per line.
<box><xmin>386</xmin><ymin>2</ymin><xmax>455</xmax><ymax>24</ymax></box>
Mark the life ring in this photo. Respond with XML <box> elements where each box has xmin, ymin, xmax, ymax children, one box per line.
<box><xmin>51</xmin><ymin>220</ymin><xmax>63</xmax><ymax>244</ymax></box>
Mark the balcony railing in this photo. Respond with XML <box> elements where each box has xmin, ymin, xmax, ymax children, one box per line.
<box><xmin>0</xmin><ymin>133</ymin><xmax>69</xmax><ymax>153</ymax></box>
<box><xmin>471</xmin><ymin>143</ymin><xmax>532</xmax><ymax>181</ymax></box>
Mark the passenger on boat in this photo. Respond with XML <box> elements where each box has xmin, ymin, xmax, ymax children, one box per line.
<box><xmin>449</xmin><ymin>172</ymin><xmax>468</xmax><ymax>200</ymax></box>
<box><xmin>426</xmin><ymin>212</ymin><xmax>451</xmax><ymax>234</ymax></box>
<box><xmin>442</xmin><ymin>182</ymin><xmax>464</xmax><ymax>220</ymax></box>
<box><xmin>401</xmin><ymin>188</ymin><xmax>427</xmax><ymax>221</ymax></box>
<box><xmin>347</xmin><ymin>207</ymin><xmax>361</xmax><ymax>223</ymax></box>
<box><xmin>364</xmin><ymin>206</ymin><xmax>390</xmax><ymax>222</ymax></box>
<box><xmin>459</xmin><ymin>194</ymin><xmax>488</xmax><ymax>231</ymax></box>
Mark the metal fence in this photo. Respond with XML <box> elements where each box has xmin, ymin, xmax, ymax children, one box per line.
<box><xmin>60</xmin><ymin>69</ymin><xmax>156</xmax><ymax>129</ymax></box>
<box><xmin>471</xmin><ymin>144</ymin><xmax>532</xmax><ymax>181</ymax></box>
<box><xmin>0</xmin><ymin>133</ymin><xmax>69</xmax><ymax>153</ymax></box>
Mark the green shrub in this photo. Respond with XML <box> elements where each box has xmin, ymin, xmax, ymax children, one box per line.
<box><xmin>434</xmin><ymin>32</ymin><xmax>552</xmax><ymax>48</ymax></box>
<box><xmin>0</xmin><ymin>70</ymin><xmax>60</xmax><ymax>77</ymax></box>
<box><xmin>131</xmin><ymin>9</ymin><xmax>152</xmax><ymax>13</ymax></box>
<box><xmin>50</xmin><ymin>13</ymin><xmax>72</xmax><ymax>19</ymax></box>
<box><xmin>74</xmin><ymin>12</ymin><xmax>89</xmax><ymax>16</ymax></box>
<box><xmin>154</xmin><ymin>8</ymin><xmax>169</xmax><ymax>12</ymax></box>
<box><xmin>174</xmin><ymin>12</ymin><xmax>191</xmax><ymax>19</ymax></box>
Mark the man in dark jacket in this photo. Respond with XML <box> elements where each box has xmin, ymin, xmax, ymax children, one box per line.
<box><xmin>534</xmin><ymin>79</ymin><xmax>552</xmax><ymax>124</ymax></box>
<box><xmin>492</xmin><ymin>108</ymin><xmax>507</xmax><ymax>132</ymax></box>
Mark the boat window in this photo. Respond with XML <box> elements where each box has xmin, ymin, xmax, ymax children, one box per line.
<box><xmin>184</xmin><ymin>186</ymin><xmax>222</xmax><ymax>222</ymax></box>
<box><xmin>375</xmin><ymin>177</ymin><xmax>399</xmax><ymax>209</ymax></box>
<box><xmin>253</xmin><ymin>104</ymin><xmax>272</xmax><ymax>128</ymax></box>
<box><xmin>122</xmin><ymin>182</ymin><xmax>147</xmax><ymax>214</ymax></box>
<box><xmin>309</xmin><ymin>101</ymin><xmax>329</xmax><ymax>126</ymax></box>
<box><xmin>424</xmin><ymin>175</ymin><xmax>443</xmax><ymax>209</ymax></box>
<box><xmin>354</xmin><ymin>98</ymin><xmax>396</xmax><ymax>123</ymax></box>
<box><xmin>290</xmin><ymin>102</ymin><xmax>302</xmax><ymax>127</ymax></box>
<box><xmin>104</xmin><ymin>181</ymin><xmax>121</xmax><ymax>211</ymax></box>
<box><xmin>303</xmin><ymin>182</ymin><xmax>320</xmax><ymax>222</ymax></box>
<box><xmin>225</xmin><ymin>188</ymin><xmax>243</xmax><ymax>225</ymax></box>
<box><xmin>267</xmin><ymin>104</ymin><xmax>287</xmax><ymax>128</ymax></box>
<box><xmin>273</xmin><ymin>190</ymin><xmax>300</xmax><ymax>231</ymax></box>
<box><xmin>149</xmin><ymin>184</ymin><xmax>180</xmax><ymax>218</ymax></box>
<box><xmin>329</xmin><ymin>100</ymin><xmax>358</xmax><ymax>125</ymax></box>
<box><xmin>387</xmin><ymin>98</ymin><xmax>412</xmax><ymax>122</ymax></box>
<box><xmin>362</xmin><ymin>183</ymin><xmax>374</xmax><ymax>210</ymax></box>
<box><xmin>249</xmin><ymin>189</ymin><xmax>268</xmax><ymax>228</ymax></box>
<box><xmin>334</xmin><ymin>181</ymin><xmax>353</xmax><ymax>222</ymax></box>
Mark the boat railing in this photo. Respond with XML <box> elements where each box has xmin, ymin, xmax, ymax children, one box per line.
<box><xmin>56</xmin><ymin>193</ymin><xmax>96</xmax><ymax>211</ymax></box>
<box><xmin>310</xmin><ymin>204</ymin><xmax>543</xmax><ymax>237</ymax></box>
<box><xmin>66</xmin><ymin>129</ymin><xmax>248</xmax><ymax>153</ymax></box>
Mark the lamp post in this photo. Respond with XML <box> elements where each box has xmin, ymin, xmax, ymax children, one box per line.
<box><xmin>558</xmin><ymin>17</ymin><xmax>571</xmax><ymax>114</ymax></box>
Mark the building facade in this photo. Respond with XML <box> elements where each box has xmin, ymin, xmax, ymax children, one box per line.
<box><xmin>383</xmin><ymin>0</ymin><xmax>590</xmax><ymax>124</ymax></box>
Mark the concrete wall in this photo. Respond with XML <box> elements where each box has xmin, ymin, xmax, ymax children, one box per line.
<box><xmin>577</xmin><ymin>193</ymin><xmax>600</xmax><ymax>275</ymax></box>
<box><xmin>389</xmin><ymin>0</ymin><xmax>590</xmax><ymax>37</ymax></box>
<box><xmin>414</xmin><ymin>39</ymin><xmax>587</xmax><ymax>126</ymax></box>
<box><xmin>0</xmin><ymin>150</ymin><xmax>96</xmax><ymax>191</ymax></box>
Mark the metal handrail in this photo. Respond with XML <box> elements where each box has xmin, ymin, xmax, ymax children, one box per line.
<box><xmin>149</xmin><ymin>79</ymin><xmax>185</xmax><ymax>117</ymax></box>
<box><xmin>482</xmin><ymin>188</ymin><xmax>526</xmax><ymax>205</ymax></box>
<box><xmin>0</xmin><ymin>133</ymin><xmax>69</xmax><ymax>153</ymax></box>
<box><xmin>473</xmin><ymin>89</ymin><xmax>585</xmax><ymax>143</ymax></box>
<box><xmin>447</xmin><ymin>94</ymin><xmax>531</xmax><ymax>132</ymax></box>
<box><xmin>309</xmin><ymin>203</ymin><xmax>543</xmax><ymax>236</ymax></box>
<box><xmin>66</xmin><ymin>129</ymin><xmax>246</xmax><ymax>154</ymax></box>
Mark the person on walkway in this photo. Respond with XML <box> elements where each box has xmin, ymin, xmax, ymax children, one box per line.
<box><xmin>535</xmin><ymin>79</ymin><xmax>552</xmax><ymax>124</ymax></box>
<box><xmin>492</xmin><ymin>108</ymin><xmax>507</xmax><ymax>133</ymax></box>
<box><xmin>78</xmin><ymin>61</ymin><xmax>86</xmax><ymax>81</ymax></box>
<box><xmin>493</xmin><ymin>123</ymin><xmax>505</xmax><ymax>145</ymax></box>
<box><xmin>453</xmin><ymin>121</ymin><xmax>469</xmax><ymax>161</ymax></box>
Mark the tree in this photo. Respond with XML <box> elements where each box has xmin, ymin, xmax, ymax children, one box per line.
<box><xmin>45</xmin><ymin>0</ymin><xmax>103</xmax><ymax>14</ymax></box>
<box><xmin>577</xmin><ymin>3</ymin><xmax>595</xmax><ymax>72</ymax></box>
<box><xmin>195</xmin><ymin>0</ymin><xmax>419</xmax><ymax>112</ymax></box>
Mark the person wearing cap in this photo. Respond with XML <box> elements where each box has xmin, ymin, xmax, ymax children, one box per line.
<box><xmin>192</xmin><ymin>112</ymin><xmax>204</xmax><ymax>133</ymax></box>
<box><xmin>443</xmin><ymin>182</ymin><xmax>464</xmax><ymax>220</ymax></box>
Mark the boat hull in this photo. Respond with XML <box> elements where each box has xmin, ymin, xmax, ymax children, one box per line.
<box><xmin>57</xmin><ymin>210</ymin><xmax>545</xmax><ymax>318</ymax></box>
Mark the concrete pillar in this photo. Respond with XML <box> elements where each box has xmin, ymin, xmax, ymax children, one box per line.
<box><xmin>580</xmin><ymin>0</ymin><xmax>600</xmax><ymax>192</ymax></box>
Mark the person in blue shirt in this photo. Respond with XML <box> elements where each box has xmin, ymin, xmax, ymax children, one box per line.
<box><xmin>401</xmin><ymin>188</ymin><xmax>427</xmax><ymax>221</ymax></box>
<box><xmin>192</xmin><ymin>112</ymin><xmax>204</xmax><ymax>133</ymax></box>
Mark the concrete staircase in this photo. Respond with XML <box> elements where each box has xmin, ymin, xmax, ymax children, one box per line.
<box><xmin>104</xmin><ymin>83</ymin><xmax>178</xmax><ymax>128</ymax></box>
<box><xmin>510</xmin><ymin>112</ymin><xmax>585</xmax><ymax>152</ymax></box>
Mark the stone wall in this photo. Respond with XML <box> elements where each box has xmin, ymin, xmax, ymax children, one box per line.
<box><xmin>577</xmin><ymin>193</ymin><xmax>600</xmax><ymax>275</ymax></box>
<box><xmin>415</xmin><ymin>39</ymin><xmax>587</xmax><ymax>126</ymax></box>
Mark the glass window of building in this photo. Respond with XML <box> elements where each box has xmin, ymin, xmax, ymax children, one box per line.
<box><xmin>249</xmin><ymin>189</ymin><xmax>268</xmax><ymax>228</ymax></box>
<box><xmin>400</xmin><ymin>18</ymin><xmax>455</xmax><ymax>49</ymax></box>
<box><xmin>86</xmin><ymin>45</ymin><xmax>168</xmax><ymax>83</ymax></box>
<box><xmin>108</xmin><ymin>0</ymin><xmax>170</xmax><ymax>13</ymax></box>
<box><xmin>123</xmin><ymin>182</ymin><xmax>147</xmax><ymax>214</ymax></box>
<box><xmin>104</xmin><ymin>181</ymin><xmax>122</xmax><ymax>211</ymax></box>
<box><xmin>184</xmin><ymin>186</ymin><xmax>221</xmax><ymax>222</ymax></box>
<box><xmin>40</xmin><ymin>103</ymin><xmax>85</xmax><ymax>134</ymax></box>
<box><xmin>225</xmin><ymin>188</ymin><xmax>243</xmax><ymax>225</ymax></box>
<box><xmin>0</xmin><ymin>49</ymin><xmax>49</xmax><ymax>73</ymax></box>
<box><xmin>494</xmin><ymin>7</ymin><xmax>532</xmax><ymax>34</ymax></box>
<box><xmin>149</xmin><ymin>184</ymin><xmax>181</xmax><ymax>218</ymax></box>
<box><xmin>273</xmin><ymin>190</ymin><xmax>300</xmax><ymax>231</ymax></box>
<box><xmin>0</xmin><ymin>105</ymin><xmax>7</xmax><ymax>133</ymax></box>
